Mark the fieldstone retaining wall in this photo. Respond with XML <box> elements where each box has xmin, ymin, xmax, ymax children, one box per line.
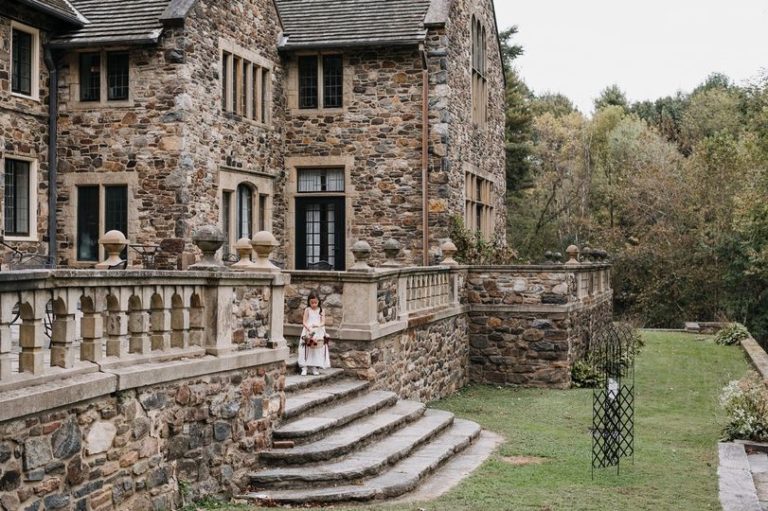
<box><xmin>465</xmin><ymin>265</ymin><xmax>613</xmax><ymax>388</ymax></box>
<box><xmin>0</xmin><ymin>363</ymin><xmax>284</xmax><ymax>511</ymax></box>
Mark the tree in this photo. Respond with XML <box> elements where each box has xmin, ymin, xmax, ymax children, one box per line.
<box><xmin>594</xmin><ymin>84</ymin><xmax>628</xmax><ymax>112</ymax></box>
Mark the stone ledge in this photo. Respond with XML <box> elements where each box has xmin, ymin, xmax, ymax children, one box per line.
<box><xmin>468</xmin><ymin>297</ymin><xmax>612</xmax><ymax>315</ymax></box>
<box><xmin>0</xmin><ymin>372</ymin><xmax>118</xmax><ymax>422</ymax></box>
<box><xmin>0</xmin><ymin>361</ymin><xmax>100</xmax><ymax>393</ymax></box>
<box><xmin>106</xmin><ymin>347</ymin><xmax>290</xmax><ymax>390</ymax></box>
<box><xmin>742</xmin><ymin>337</ymin><xmax>768</xmax><ymax>383</ymax></box>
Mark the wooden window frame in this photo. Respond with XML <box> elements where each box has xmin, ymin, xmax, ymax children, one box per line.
<box><xmin>220</xmin><ymin>45</ymin><xmax>271</xmax><ymax>124</ymax></box>
<box><xmin>10</xmin><ymin>22</ymin><xmax>40</xmax><ymax>101</ymax></box>
<box><xmin>297</xmin><ymin>53</ymin><xmax>344</xmax><ymax>111</ymax></box>
<box><xmin>465</xmin><ymin>172</ymin><xmax>494</xmax><ymax>240</ymax></box>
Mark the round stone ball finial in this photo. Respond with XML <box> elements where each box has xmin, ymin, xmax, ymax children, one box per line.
<box><xmin>190</xmin><ymin>225</ymin><xmax>226</xmax><ymax>270</ymax></box>
<box><xmin>581</xmin><ymin>245</ymin><xmax>593</xmax><ymax>262</ymax></box>
<box><xmin>350</xmin><ymin>240</ymin><xmax>373</xmax><ymax>271</ymax></box>
<box><xmin>250</xmin><ymin>231</ymin><xmax>280</xmax><ymax>272</ymax></box>
<box><xmin>381</xmin><ymin>238</ymin><xmax>402</xmax><ymax>268</ymax></box>
<box><xmin>96</xmin><ymin>230</ymin><xmax>128</xmax><ymax>269</ymax></box>
<box><xmin>565</xmin><ymin>244</ymin><xmax>580</xmax><ymax>265</ymax></box>
<box><xmin>440</xmin><ymin>239</ymin><xmax>458</xmax><ymax>266</ymax></box>
<box><xmin>231</xmin><ymin>237</ymin><xmax>258</xmax><ymax>270</ymax></box>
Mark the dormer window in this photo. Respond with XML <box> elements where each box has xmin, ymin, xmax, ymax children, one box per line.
<box><xmin>77</xmin><ymin>50</ymin><xmax>131</xmax><ymax>104</ymax></box>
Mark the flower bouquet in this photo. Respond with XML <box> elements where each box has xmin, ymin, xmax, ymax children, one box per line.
<box><xmin>302</xmin><ymin>327</ymin><xmax>330</xmax><ymax>348</ymax></box>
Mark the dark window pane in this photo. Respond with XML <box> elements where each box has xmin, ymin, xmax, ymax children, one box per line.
<box><xmin>258</xmin><ymin>194</ymin><xmax>267</xmax><ymax>231</ymax></box>
<box><xmin>222</xmin><ymin>191</ymin><xmax>232</xmax><ymax>255</ymax></box>
<box><xmin>222</xmin><ymin>52</ymin><xmax>230</xmax><ymax>111</ymax></box>
<box><xmin>241</xmin><ymin>62</ymin><xmax>248</xmax><ymax>116</ymax></box>
<box><xmin>12</xmin><ymin>29</ymin><xmax>33</xmax><ymax>95</ymax></box>
<box><xmin>77</xmin><ymin>186</ymin><xmax>99</xmax><ymax>261</ymax></box>
<box><xmin>323</xmin><ymin>55</ymin><xmax>343</xmax><ymax>108</ymax></box>
<box><xmin>79</xmin><ymin>52</ymin><xmax>101</xmax><ymax>102</ymax></box>
<box><xmin>297</xmin><ymin>168</ymin><xmax>344</xmax><ymax>193</ymax></box>
<box><xmin>261</xmin><ymin>68</ymin><xmax>269</xmax><ymax>122</ymax></box>
<box><xmin>298</xmin><ymin>56</ymin><xmax>318</xmax><ymax>109</ymax></box>
<box><xmin>107</xmin><ymin>52</ymin><xmax>129</xmax><ymax>100</ymax></box>
<box><xmin>4</xmin><ymin>159</ymin><xmax>30</xmax><ymax>236</ymax></box>
<box><xmin>232</xmin><ymin>56</ymin><xmax>241</xmax><ymax>114</ymax></box>
<box><xmin>237</xmin><ymin>185</ymin><xmax>252</xmax><ymax>239</ymax></box>
<box><xmin>105</xmin><ymin>185</ymin><xmax>127</xmax><ymax>259</ymax></box>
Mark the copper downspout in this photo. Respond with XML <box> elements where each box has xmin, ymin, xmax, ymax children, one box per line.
<box><xmin>420</xmin><ymin>46</ymin><xmax>429</xmax><ymax>266</ymax></box>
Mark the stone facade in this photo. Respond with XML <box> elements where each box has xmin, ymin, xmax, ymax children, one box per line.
<box><xmin>0</xmin><ymin>363</ymin><xmax>284</xmax><ymax>511</ymax></box>
<box><xmin>0</xmin><ymin>2</ymin><xmax>57</xmax><ymax>260</ymax></box>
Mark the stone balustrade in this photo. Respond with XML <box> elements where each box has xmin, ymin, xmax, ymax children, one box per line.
<box><xmin>0</xmin><ymin>269</ymin><xmax>288</xmax><ymax>421</ymax></box>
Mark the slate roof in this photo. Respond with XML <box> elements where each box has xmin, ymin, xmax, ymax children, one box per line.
<box><xmin>17</xmin><ymin>0</ymin><xmax>87</xmax><ymax>25</ymax></box>
<box><xmin>49</xmin><ymin>0</ymin><xmax>172</xmax><ymax>48</ymax></box>
<box><xmin>275</xmin><ymin>0</ymin><xmax>433</xmax><ymax>50</ymax></box>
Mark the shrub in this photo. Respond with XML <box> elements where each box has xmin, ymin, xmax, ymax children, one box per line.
<box><xmin>571</xmin><ymin>324</ymin><xmax>643</xmax><ymax>388</ymax></box>
<box><xmin>720</xmin><ymin>373</ymin><xmax>768</xmax><ymax>441</ymax></box>
<box><xmin>571</xmin><ymin>360</ymin><xmax>604</xmax><ymax>388</ymax></box>
<box><xmin>448</xmin><ymin>216</ymin><xmax>518</xmax><ymax>265</ymax></box>
<box><xmin>714</xmin><ymin>322</ymin><xmax>751</xmax><ymax>345</ymax></box>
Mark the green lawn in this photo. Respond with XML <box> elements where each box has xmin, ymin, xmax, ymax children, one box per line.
<box><xmin>242</xmin><ymin>331</ymin><xmax>750</xmax><ymax>511</ymax></box>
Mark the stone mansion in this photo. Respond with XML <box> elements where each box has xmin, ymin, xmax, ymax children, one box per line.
<box><xmin>0</xmin><ymin>0</ymin><xmax>506</xmax><ymax>271</ymax></box>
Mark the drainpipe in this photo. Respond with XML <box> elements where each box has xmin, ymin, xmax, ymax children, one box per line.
<box><xmin>43</xmin><ymin>46</ymin><xmax>59</xmax><ymax>266</ymax></box>
<box><xmin>420</xmin><ymin>46</ymin><xmax>429</xmax><ymax>266</ymax></box>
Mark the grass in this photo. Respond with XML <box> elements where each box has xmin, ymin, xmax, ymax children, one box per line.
<box><xmin>226</xmin><ymin>331</ymin><xmax>751</xmax><ymax>511</ymax></box>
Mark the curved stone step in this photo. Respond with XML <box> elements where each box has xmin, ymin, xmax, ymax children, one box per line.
<box><xmin>284</xmin><ymin>378</ymin><xmax>370</xmax><ymax>420</ymax></box>
<box><xmin>260</xmin><ymin>400</ymin><xmax>426</xmax><ymax>465</ymax></box>
<box><xmin>252</xmin><ymin>409</ymin><xmax>455</xmax><ymax>488</ymax></box>
<box><xmin>285</xmin><ymin>367</ymin><xmax>345</xmax><ymax>393</ymax></box>
<box><xmin>245</xmin><ymin>419</ymin><xmax>482</xmax><ymax>504</ymax></box>
<box><xmin>275</xmin><ymin>390</ymin><xmax>398</xmax><ymax>442</ymax></box>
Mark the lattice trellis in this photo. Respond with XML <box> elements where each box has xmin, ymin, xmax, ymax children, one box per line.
<box><xmin>590</xmin><ymin>323</ymin><xmax>637</xmax><ymax>476</ymax></box>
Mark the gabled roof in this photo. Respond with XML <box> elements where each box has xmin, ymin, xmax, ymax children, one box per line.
<box><xmin>16</xmin><ymin>0</ymin><xmax>87</xmax><ymax>26</ymax></box>
<box><xmin>275</xmin><ymin>0</ymin><xmax>432</xmax><ymax>50</ymax></box>
<box><xmin>49</xmin><ymin>0</ymin><xmax>172</xmax><ymax>48</ymax></box>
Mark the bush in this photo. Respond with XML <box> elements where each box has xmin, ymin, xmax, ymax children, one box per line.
<box><xmin>720</xmin><ymin>373</ymin><xmax>768</xmax><ymax>441</ymax></box>
<box><xmin>571</xmin><ymin>360</ymin><xmax>604</xmax><ymax>388</ymax></box>
<box><xmin>714</xmin><ymin>322</ymin><xmax>751</xmax><ymax>345</ymax></box>
<box><xmin>571</xmin><ymin>324</ymin><xmax>644</xmax><ymax>388</ymax></box>
<box><xmin>448</xmin><ymin>216</ymin><xmax>518</xmax><ymax>265</ymax></box>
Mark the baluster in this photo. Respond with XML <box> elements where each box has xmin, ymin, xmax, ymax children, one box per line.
<box><xmin>189</xmin><ymin>290</ymin><xmax>205</xmax><ymax>347</ymax></box>
<box><xmin>50</xmin><ymin>290</ymin><xmax>78</xmax><ymax>368</ymax></box>
<box><xmin>150</xmin><ymin>290</ymin><xmax>171</xmax><ymax>351</ymax></box>
<box><xmin>170</xmin><ymin>289</ymin><xmax>189</xmax><ymax>349</ymax></box>
<box><xmin>80</xmin><ymin>290</ymin><xmax>106</xmax><ymax>363</ymax></box>
<box><xmin>105</xmin><ymin>289</ymin><xmax>129</xmax><ymax>358</ymax></box>
<box><xmin>128</xmin><ymin>291</ymin><xmax>151</xmax><ymax>354</ymax></box>
<box><xmin>18</xmin><ymin>291</ymin><xmax>46</xmax><ymax>374</ymax></box>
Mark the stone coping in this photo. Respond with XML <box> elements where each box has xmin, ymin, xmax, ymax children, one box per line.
<box><xmin>0</xmin><ymin>268</ymin><xmax>286</xmax><ymax>287</ymax></box>
<box><xmin>286</xmin><ymin>265</ymin><xmax>455</xmax><ymax>283</ymax></box>
<box><xmin>0</xmin><ymin>347</ymin><xmax>289</xmax><ymax>422</ymax></box>
<box><xmin>467</xmin><ymin>294</ymin><xmax>613</xmax><ymax>313</ymax></box>
<box><xmin>742</xmin><ymin>336</ymin><xmax>768</xmax><ymax>383</ymax></box>
<box><xmin>285</xmin><ymin>304</ymin><xmax>467</xmax><ymax>342</ymax></box>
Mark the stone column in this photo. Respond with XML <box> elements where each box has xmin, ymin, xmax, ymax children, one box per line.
<box><xmin>341</xmin><ymin>277</ymin><xmax>379</xmax><ymax>331</ymax></box>
<box><xmin>19</xmin><ymin>290</ymin><xmax>48</xmax><ymax>374</ymax></box>
<box><xmin>267</xmin><ymin>274</ymin><xmax>287</xmax><ymax>349</ymax></box>
<box><xmin>50</xmin><ymin>289</ymin><xmax>78</xmax><ymax>368</ymax></box>
<box><xmin>204</xmin><ymin>276</ymin><xmax>232</xmax><ymax>356</ymax></box>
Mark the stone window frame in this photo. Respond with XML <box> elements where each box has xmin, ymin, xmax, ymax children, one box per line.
<box><xmin>470</xmin><ymin>13</ymin><xmax>488</xmax><ymax>127</ymax></box>
<box><xmin>464</xmin><ymin>166</ymin><xmax>496</xmax><ymax>240</ymax></box>
<box><xmin>287</xmin><ymin>52</ymin><xmax>352</xmax><ymax>115</ymax></box>
<box><xmin>284</xmin><ymin>156</ymin><xmax>356</xmax><ymax>270</ymax></box>
<box><xmin>219</xmin><ymin>167</ymin><xmax>274</xmax><ymax>256</ymax></box>
<box><xmin>61</xmin><ymin>172</ymin><xmax>139</xmax><ymax>267</ymax></box>
<box><xmin>69</xmin><ymin>48</ymin><xmax>134</xmax><ymax>108</ymax></box>
<box><xmin>10</xmin><ymin>21</ymin><xmax>40</xmax><ymax>102</ymax></box>
<box><xmin>219</xmin><ymin>38</ymin><xmax>273</xmax><ymax>125</ymax></box>
<box><xmin>1</xmin><ymin>155</ymin><xmax>38</xmax><ymax>242</ymax></box>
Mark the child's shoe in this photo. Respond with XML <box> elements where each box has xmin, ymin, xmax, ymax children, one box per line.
<box><xmin>300</xmin><ymin>367</ymin><xmax>307</xmax><ymax>376</ymax></box>
<box><xmin>311</xmin><ymin>367</ymin><xmax>319</xmax><ymax>376</ymax></box>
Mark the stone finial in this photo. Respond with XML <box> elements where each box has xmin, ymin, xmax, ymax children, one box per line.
<box><xmin>440</xmin><ymin>240</ymin><xmax>458</xmax><ymax>266</ymax></box>
<box><xmin>581</xmin><ymin>245</ymin><xmax>593</xmax><ymax>262</ymax></box>
<box><xmin>95</xmin><ymin>230</ymin><xmax>128</xmax><ymax>269</ymax></box>
<box><xmin>250</xmin><ymin>231</ymin><xmax>280</xmax><ymax>272</ymax></box>
<box><xmin>553</xmin><ymin>252</ymin><xmax>563</xmax><ymax>264</ymax></box>
<box><xmin>350</xmin><ymin>240</ymin><xmax>373</xmax><ymax>272</ymax></box>
<box><xmin>544</xmin><ymin>250</ymin><xmax>553</xmax><ymax>264</ymax></box>
<box><xmin>565</xmin><ymin>244</ymin><xmax>580</xmax><ymax>265</ymax></box>
<box><xmin>231</xmin><ymin>237</ymin><xmax>258</xmax><ymax>270</ymax></box>
<box><xmin>381</xmin><ymin>238</ymin><xmax>401</xmax><ymax>268</ymax></box>
<box><xmin>190</xmin><ymin>225</ymin><xmax>226</xmax><ymax>270</ymax></box>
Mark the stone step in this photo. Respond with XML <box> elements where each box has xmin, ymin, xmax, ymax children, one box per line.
<box><xmin>260</xmin><ymin>400</ymin><xmax>426</xmax><ymax>465</ymax></box>
<box><xmin>274</xmin><ymin>390</ymin><xmax>398</xmax><ymax>442</ymax></box>
<box><xmin>283</xmin><ymin>378</ymin><xmax>370</xmax><ymax>421</ymax></box>
<box><xmin>252</xmin><ymin>409</ymin><xmax>455</xmax><ymax>488</ymax></box>
<box><xmin>284</xmin><ymin>367</ymin><xmax>345</xmax><ymax>393</ymax></box>
<box><xmin>245</xmin><ymin>419</ymin><xmax>482</xmax><ymax>504</ymax></box>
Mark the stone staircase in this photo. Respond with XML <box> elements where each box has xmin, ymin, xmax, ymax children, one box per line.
<box><xmin>242</xmin><ymin>367</ymin><xmax>487</xmax><ymax>505</ymax></box>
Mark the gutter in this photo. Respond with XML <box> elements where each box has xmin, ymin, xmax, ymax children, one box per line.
<box><xmin>44</xmin><ymin>46</ymin><xmax>61</xmax><ymax>266</ymax></box>
<box><xmin>420</xmin><ymin>45</ymin><xmax>430</xmax><ymax>266</ymax></box>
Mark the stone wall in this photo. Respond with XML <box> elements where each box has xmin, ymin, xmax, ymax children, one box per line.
<box><xmin>284</xmin><ymin>277</ymin><xmax>344</xmax><ymax>332</ymax></box>
<box><xmin>377</xmin><ymin>277</ymin><xmax>399</xmax><ymax>324</ymax></box>
<box><xmin>0</xmin><ymin>4</ymin><xmax>55</xmax><ymax>259</ymax></box>
<box><xmin>465</xmin><ymin>265</ymin><xmax>613</xmax><ymax>388</ymax></box>
<box><xmin>0</xmin><ymin>363</ymin><xmax>284</xmax><ymax>511</ymax></box>
<box><xmin>231</xmin><ymin>285</ymin><xmax>272</xmax><ymax>350</ymax></box>
<box><xmin>332</xmin><ymin>312</ymin><xmax>469</xmax><ymax>403</ymax></box>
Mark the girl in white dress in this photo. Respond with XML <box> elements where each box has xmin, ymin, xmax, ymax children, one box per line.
<box><xmin>298</xmin><ymin>290</ymin><xmax>331</xmax><ymax>375</ymax></box>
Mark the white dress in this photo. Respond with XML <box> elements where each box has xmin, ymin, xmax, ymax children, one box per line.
<box><xmin>298</xmin><ymin>307</ymin><xmax>331</xmax><ymax>369</ymax></box>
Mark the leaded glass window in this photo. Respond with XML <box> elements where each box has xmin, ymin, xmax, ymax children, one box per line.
<box><xmin>79</xmin><ymin>52</ymin><xmax>101</xmax><ymax>102</ymax></box>
<box><xmin>107</xmin><ymin>52</ymin><xmax>129</xmax><ymax>100</ymax></box>
<box><xmin>323</xmin><ymin>55</ymin><xmax>343</xmax><ymax>108</ymax></box>
<box><xmin>237</xmin><ymin>184</ymin><xmax>253</xmax><ymax>239</ymax></box>
<box><xmin>4</xmin><ymin>159</ymin><xmax>30</xmax><ymax>236</ymax></box>
<box><xmin>11</xmin><ymin>29</ymin><xmax>33</xmax><ymax>96</ymax></box>
<box><xmin>298</xmin><ymin>56</ymin><xmax>319</xmax><ymax>109</ymax></box>
<box><xmin>297</xmin><ymin>169</ymin><xmax>344</xmax><ymax>193</ymax></box>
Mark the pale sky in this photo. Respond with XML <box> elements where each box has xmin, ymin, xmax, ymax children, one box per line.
<box><xmin>493</xmin><ymin>1</ymin><xmax>768</xmax><ymax>114</ymax></box>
